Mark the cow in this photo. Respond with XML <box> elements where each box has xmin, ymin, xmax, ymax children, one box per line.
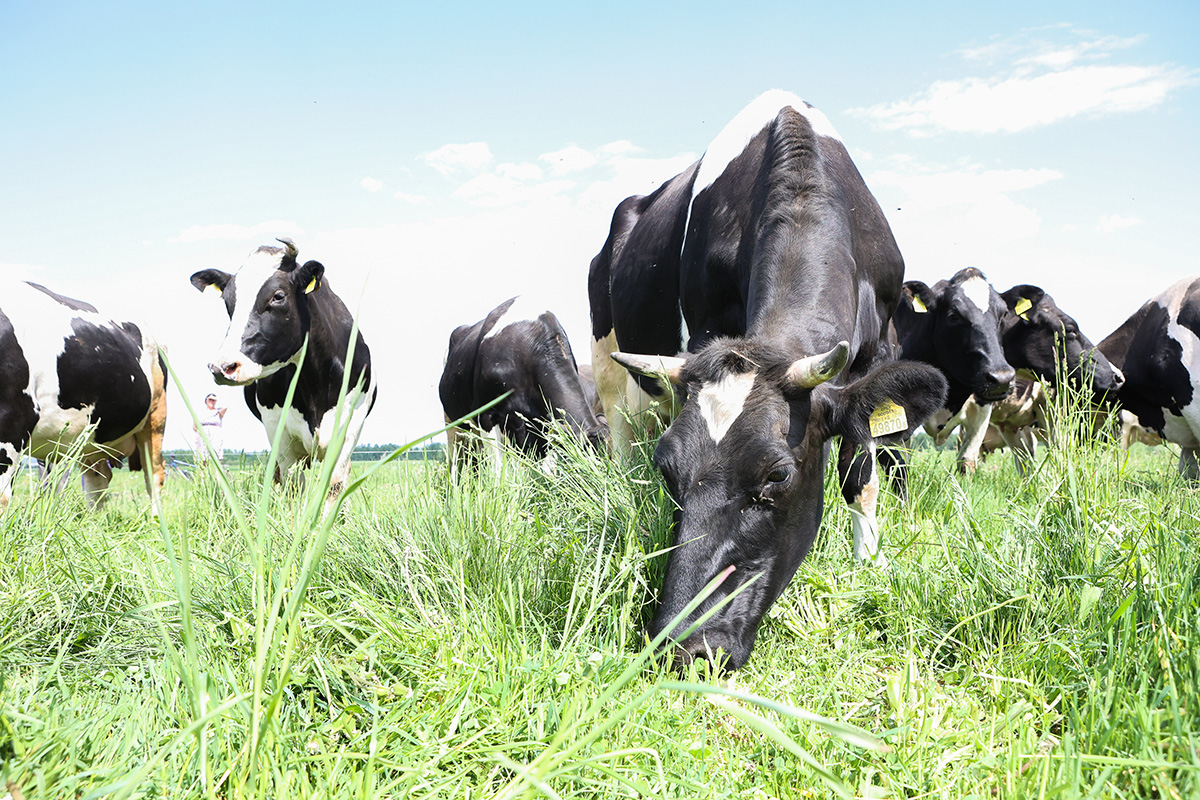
<box><xmin>0</xmin><ymin>280</ymin><xmax>166</xmax><ymax>512</ymax></box>
<box><xmin>1098</xmin><ymin>275</ymin><xmax>1200</xmax><ymax>478</ymax></box>
<box><xmin>892</xmin><ymin>268</ymin><xmax>1016</xmax><ymax>473</ymax></box>
<box><xmin>439</xmin><ymin>296</ymin><xmax>607</xmax><ymax>466</ymax></box>
<box><xmin>589</xmin><ymin>90</ymin><xmax>947</xmax><ymax>671</ymax></box>
<box><xmin>932</xmin><ymin>284</ymin><xmax>1122</xmax><ymax>473</ymax></box>
<box><xmin>189</xmin><ymin>238</ymin><xmax>376</xmax><ymax>499</ymax></box>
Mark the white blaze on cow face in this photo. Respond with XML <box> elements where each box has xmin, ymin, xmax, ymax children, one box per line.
<box><xmin>697</xmin><ymin>371</ymin><xmax>757</xmax><ymax>443</ymax></box>
<box><xmin>960</xmin><ymin>275</ymin><xmax>993</xmax><ymax>313</ymax></box>
<box><xmin>210</xmin><ymin>252</ymin><xmax>293</xmax><ymax>385</ymax></box>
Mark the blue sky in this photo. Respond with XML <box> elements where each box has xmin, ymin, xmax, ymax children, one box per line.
<box><xmin>2</xmin><ymin>2</ymin><xmax>1198</xmax><ymax>450</ymax></box>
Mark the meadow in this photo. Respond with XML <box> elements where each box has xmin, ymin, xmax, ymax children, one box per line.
<box><xmin>2</xmin><ymin>393</ymin><xmax>1198</xmax><ymax>799</ymax></box>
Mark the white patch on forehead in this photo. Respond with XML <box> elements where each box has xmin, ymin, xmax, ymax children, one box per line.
<box><xmin>220</xmin><ymin>250</ymin><xmax>285</xmax><ymax>347</ymax></box>
<box><xmin>698</xmin><ymin>371</ymin><xmax>757</xmax><ymax>443</ymax></box>
<box><xmin>960</xmin><ymin>276</ymin><xmax>992</xmax><ymax>313</ymax></box>
<box><xmin>483</xmin><ymin>296</ymin><xmax>546</xmax><ymax>340</ymax></box>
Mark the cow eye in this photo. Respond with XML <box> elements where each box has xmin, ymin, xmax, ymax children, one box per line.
<box><xmin>271</xmin><ymin>290</ymin><xmax>287</xmax><ymax>304</ymax></box>
<box><xmin>767</xmin><ymin>466</ymin><xmax>790</xmax><ymax>484</ymax></box>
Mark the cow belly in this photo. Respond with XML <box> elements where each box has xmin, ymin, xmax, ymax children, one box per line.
<box><xmin>29</xmin><ymin>402</ymin><xmax>144</xmax><ymax>461</ymax></box>
<box><xmin>1161</xmin><ymin>408</ymin><xmax>1200</xmax><ymax>448</ymax></box>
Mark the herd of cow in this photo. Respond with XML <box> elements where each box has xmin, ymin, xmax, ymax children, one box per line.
<box><xmin>3</xmin><ymin>90</ymin><xmax>1198</xmax><ymax>670</ymax></box>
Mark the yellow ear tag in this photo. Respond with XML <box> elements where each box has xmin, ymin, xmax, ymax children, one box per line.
<box><xmin>1014</xmin><ymin>297</ymin><xmax>1032</xmax><ymax>320</ymax></box>
<box><xmin>911</xmin><ymin>296</ymin><xmax>928</xmax><ymax>313</ymax></box>
<box><xmin>869</xmin><ymin>399</ymin><xmax>909</xmax><ymax>438</ymax></box>
<box><xmin>304</xmin><ymin>278</ymin><xmax>318</xmax><ymax>294</ymax></box>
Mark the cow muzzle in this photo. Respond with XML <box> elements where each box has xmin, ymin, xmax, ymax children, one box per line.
<box><xmin>209</xmin><ymin>356</ymin><xmax>262</xmax><ymax>386</ymax></box>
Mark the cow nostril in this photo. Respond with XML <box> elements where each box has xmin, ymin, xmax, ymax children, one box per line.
<box><xmin>986</xmin><ymin>368</ymin><xmax>1016</xmax><ymax>387</ymax></box>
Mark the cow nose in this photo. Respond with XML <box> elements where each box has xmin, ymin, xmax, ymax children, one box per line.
<box><xmin>212</xmin><ymin>360</ymin><xmax>240</xmax><ymax>379</ymax></box>
<box><xmin>664</xmin><ymin>629</ymin><xmax>745</xmax><ymax>674</ymax></box>
<box><xmin>984</xmin><ymin>366</ymin><xmax>1016</xmax><ymax>392</ymax></box>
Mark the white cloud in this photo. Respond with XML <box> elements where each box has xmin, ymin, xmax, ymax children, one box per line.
<box><xmin>853</xmin><ymin>29</ymin><xmax>1196</xmax><ymax>135</ymax></box>
<box><xmin>422</xmin><ymin>142</ymin><xmax>493</xmax><ymax>175</ymax></box>
<box><xmin>393</xmin><ymin>191</ymin><xmax>427</xmax><ymax>204</ymax></box>
<box><xmin>361</xmin><ymin>177</ymin><xmax>383</xmax><ymax>193</ymax></box>
<box><xmin>168</xmin><ymin>220</ymin><xmax>303</xmax><ymax>244</ymax></box>
<box><xmin>496</xmin><ymin>161</ymin><xmax>544</xmax><ymax>181</ymax></box>
<box><xmin>598</xmin><ymin>140</ymin><xmax>642</xmax><ymax>156</ymax></box>
<box><xmin>453</xmin><ymin>173</ymin><xmax>575</xmax><ymax>208</ymax></box>
<box><xmin>867</xmin><ymin>160</ymin><xmax>1062</xmax><ymax>275</ymax></box>
<box><xmin>1098</xmin><ymin>213</ymin><xmax>1142</xmax><ymax>232</ymax></box>
<box><xmin>539</xmin><ymin>145</ymin><xmax>598</xmax><ymax>175</ymax></box>
<box><xmin>0</xmin><ymin>262</ymin><xmax>44</xmax><ymax>279</ymax></box>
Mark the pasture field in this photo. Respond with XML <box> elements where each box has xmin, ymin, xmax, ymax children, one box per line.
<box><xmin>2</xmin><ymin>403</ymin><xmax>1199</xmax><ymax>798</ymax></box>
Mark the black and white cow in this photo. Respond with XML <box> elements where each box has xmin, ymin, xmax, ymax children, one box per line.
<box><xmin>0</xmin><ymin>280</ymin><xmax>167</xmax><ymax>511</ymax></box>
<box><xmin>439</xmin><ymin>296</ymin><xmax>607</xmax><ymax>464</ymax></box>
<box><xmin>589</xmin><ymin>90</ymin><xmax>947</xmax><ymax>670</ymax></box>
<box><xmin>1098</xmin><ymin>275</ymin><xmax>1200</xmax><ymax>477</ymax></box>
<box><xmin>892</xmin><ymin>268</ymin><xmax>1016</xmax><ymax>472</ymax></box>
<box><xmin>190</xmin><ymin>239</ymin><xmax>376</xmax><ymax>497</ymax></box>
<box><xmin>933</xmin><ymin>284</ymin><xmax>1122</xmax><ymax>472</ymax></box>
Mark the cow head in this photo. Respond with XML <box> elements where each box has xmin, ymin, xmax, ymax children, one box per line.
<box><xmin>615</xmin><ymin>339</ymin><xmax>946</xmax><ymax>670</ymax></box>
<box><xmin>190</xmin><ymin>238</ymin><xmax>324</xmax><ymax>386</ymax></box>
<box><xmin>999</xmin><ymin>285</ymin><xmax>1122</xmax><ymax>399</ymax></box>
<box><xmin>897</xmin><ymin>267</ymin><xmax>1015</xmax><ymax>403</ymax></box>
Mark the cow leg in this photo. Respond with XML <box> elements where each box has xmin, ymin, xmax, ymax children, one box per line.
<box><xmin>839</xmin><ymin>439</ymin><xmax>888</xmax><ymax>567</ymax></box>
<box><xmin>956</xmin><ymin>400</ymin><xmax>994</xmax><ymax>474</ymax></box>
<box><xmin>876</xmin><ymin>445</ymin><xmax>909</xmax><ymax>503</ymax></box>
<box><xmin>0</xmin><ymin>443</ymin><xmax>20</xmax><ymax>511</ymax></box>
<box><xmin>1180</xmin><ymin>447</ymin><xmax>1200</xmax><ymax>481</ymax></box>
<box><xmin>592</xmin><ymin>330</ymin><xmax>636</xmax><ymax>455</ymax></box>
<box><xmin>933</xmin><ymin>404</ymin><xmax>966</xmax><ymax>447</ymax></box>
<box><xmin>80</xmin><ymin>456</ymin><xmax>114</xmax><ymax>509</ymax></box>
<box><xmin>134</xmin><ymin>352</ymin><xmax>168</xmax><ymax>516</ymax></box>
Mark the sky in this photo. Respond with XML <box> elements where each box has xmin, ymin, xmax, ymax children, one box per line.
<box><xmin>2</xmin><ymin>1</ymin><xmax>1198</xmax><ymax>452</ymax></box>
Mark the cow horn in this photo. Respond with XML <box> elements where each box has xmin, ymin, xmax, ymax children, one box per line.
<box><xmin>276</xmin><ymin>237</ymin><xmax>299</xmax><ymax>259</ymax></box>
<box><xmin>785</xmin><ymin>341</ymin><xmax>850</xmax><ymax>388</ymax></box>
<box><xmin>611</xmin><ymin>352</ymin><xmax>686</xmax><ymax>386</ymax></box>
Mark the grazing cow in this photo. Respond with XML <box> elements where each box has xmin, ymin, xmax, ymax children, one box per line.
<box><xmin>0</xmin><ymin>280</ymin><xmax>166</xmax><ymax>512</ymax></box>
<box><xmin>892</xmin><ymin>268</ymin><xmax>1016</xmax><ymax>472</ymax></box>
<box><xmin>1098</xmin><ymin>275</ymin><xmax>1200</xmax><ymax>477</ymax></box>
<box><xmin>439</xmin><ymin>296</ymin><xmax>607</xmax><ymax>464</ymax></box>
<box><xmin>589</xmin><ymin>90</ymin><xmax>947</xmax><ymax>670</ymax></box>
<box><xmin>190</xmin><ymin>239</ymin><xmax>376</xmax><ymax>498</ymax></box>
<box><xmin>933</xmin><ymin>284</ymin><xmax>1122</xmax><ymax>473</ymax></box>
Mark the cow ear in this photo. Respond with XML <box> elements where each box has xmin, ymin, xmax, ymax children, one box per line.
<box><xmin>902</xmin><ymin>281</ymin><xmax>935</xmax><ymax>314</ymax></box>
<box><xmin>826</xmin><ymin>360</ymin><xmax>948</xmax><ymax>446</ymax></box>
<box><xmin>1001</xmin><ymin>285</ymin><xmax>1045</xmax><ymax>321</ymax></box>
<box><xmin>190</xmin><ymin>269</ymin><xmax>232</xmax><ymax>295</ymax></box>
<box><xmin>294</xmin><ymin>260</ymin><xmax>325</xmax><ymax>295</ymax></box>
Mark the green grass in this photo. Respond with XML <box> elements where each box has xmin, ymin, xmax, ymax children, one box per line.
<box><xmin>2</xmin><ymin>397</ymin><xmax>1198</xmax><ymax>798</ymax></box>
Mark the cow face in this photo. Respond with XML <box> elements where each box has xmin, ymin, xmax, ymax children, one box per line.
<box><xmin>899</xmin><ymin>267</ymin><xmax>1015</xmax><ymax>403</ymax></box>
<box><xmin>190</xmin><ymin>239</ymin><xmax>324</xmax><ymax>386</ymax></box>
<box><xmin>618</xmin><ymin>339</ymin><xmax>946</xmax><ymax>670</ymax></box>
<box><xmin>1000</xmin><ymin>285</ymin><xmax>1121</xmax><ymax>399</ymax></box>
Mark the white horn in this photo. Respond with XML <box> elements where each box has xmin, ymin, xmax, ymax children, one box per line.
<box><xmin>611</xmin><ymin>352</ymin><xmax>686</xmax><ymax>386</ymax></box>
<box><xmin>785</xmin><ymin>341</ymin><xmax>850</xmax><ymax>388</ymax></box>
<box><xmin>276</xmin><ymin>237</ymin><xmax>299</xmax><ymax>260</ymax></box>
